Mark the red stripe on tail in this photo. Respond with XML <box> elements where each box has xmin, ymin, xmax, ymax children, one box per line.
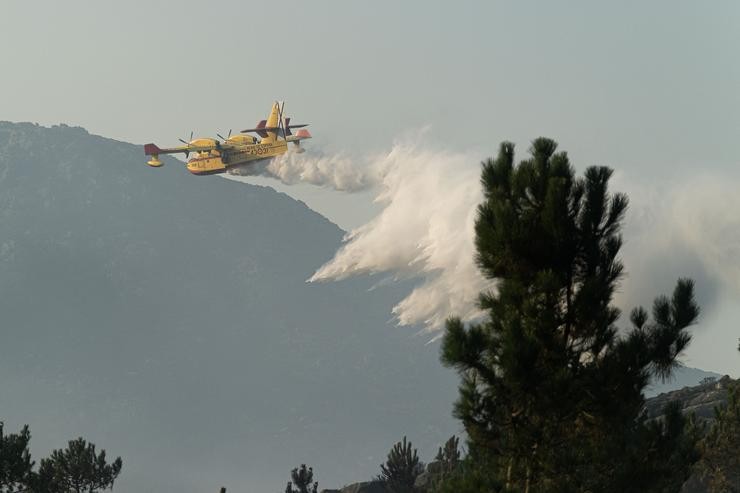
<box><xmin>144</xmin><ymin>143</ymin><xmax>162</xmax><ymax>155</ymax></box>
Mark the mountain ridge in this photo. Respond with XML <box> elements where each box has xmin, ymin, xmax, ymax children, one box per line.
<box><xmin>0</xmin><ymin>121</ymin><xmax>724</xmax><ymax>492</ymax></box>
<box><xmin>0</xmin><ymin>121</ymin><xmax>458</xmax><ymax>493</ymax></box>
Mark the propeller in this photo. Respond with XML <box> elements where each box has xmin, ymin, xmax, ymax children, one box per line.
<box><xmin>178</xmin><ymin>131</ymin><xmax>194</xmax><ymax>158</ymax></box>
<box><xmin>179</xmin><ymin>131</ymin><xmax>193</xmax><ymax>159</ymax></box>
<box><xmin>216</xmin><ymin>129</ymin><xmax>232</xmax><ymax>141</ymax></box>
<box><xmin>277</xmin><ymin>101</ymin><xmax>285</xmax><ymax>139</ymax></box>
<box><xmin>178</xmin><ymin>130</ymin><xmax>194</xmax><ymax>145</ymax></box>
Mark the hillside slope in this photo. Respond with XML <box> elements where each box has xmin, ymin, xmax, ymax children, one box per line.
<box><xmin>0</xmin><ymin>122</ymin><xmax>458</xmax><ymax>493</ymax></box>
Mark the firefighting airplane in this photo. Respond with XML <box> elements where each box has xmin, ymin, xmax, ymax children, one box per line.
<box><xmin>143</xmin><ymin>101</ymin><xmax>311</xmax><ymax>175</ymax></box>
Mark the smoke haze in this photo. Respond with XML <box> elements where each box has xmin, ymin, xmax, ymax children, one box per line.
<box><xmin>617</xmin><ymin>173</ymin><xmax>740</xmax><ymax>315</ymax></box>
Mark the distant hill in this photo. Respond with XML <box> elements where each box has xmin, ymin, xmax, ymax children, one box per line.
<box><xmin>646</xmin><ymin>374</ymin><xmax>734</xmax><ymax>424</ymax></box>
<box><xmin>0</xmin><ymin>122</ymin><xmax>459</xmax><ymax>493</ymax></box>
<box><xmin>646</xmin><ymin>365</ymin><xmax>723</xmax><ymax>397</ymax></box>
<box><xmin>0</xmin><ymin>122</ymin><xmax>722</xmax><ymax>493</ymax></box>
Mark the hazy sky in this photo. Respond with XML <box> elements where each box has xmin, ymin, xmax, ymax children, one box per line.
<box><xmin>1</xmin><ymin>1</ymin><xmax>739</xmax><ymax>374</ymax></box>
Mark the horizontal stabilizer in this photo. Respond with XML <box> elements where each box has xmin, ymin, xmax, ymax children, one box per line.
<box><xmin>241</xmin><ymin>123</ymin><xmax>308</xmax><ymax>136</ymax></box>
<box><xmin>240</xmin><ymin>126</ymin><xmax>279</xmax><ymax>134</ymax></box>
<box><xmin>283</xmin><ymin>118</ymin><xmax>309</xmax><ymax>137</ymax></box>
<box><xmin>256</xmin><ymin>119</ymin><xmax>268</xmax><ymax>138</ymax></box>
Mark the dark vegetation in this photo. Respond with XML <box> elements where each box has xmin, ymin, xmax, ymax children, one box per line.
<box><xmin>439</xmin><ymin>138</ymin><xmax>701</xmax><ymax>492</ymax></box>
<box><xmin>378</xmin><ymin>436</ymin><xmax>424</xmax><ymax>493</ymax></box>
<box><xmin>434</xmin><ymin>139</ymin><xmax>738</xmax><ymax>492</ymax></box>
<box><xmin>432</xmin><ymin>435</ymin><xmax>460</xmax><ymax>484</ymax></box>
<box><xmin>694</xmin><ymin>382</ymin><xmax>740</xmax><ymax>490</ymax></box>
<box><xmin>285</xmin><ymin>465</ymin><xmax>318</xmax><ymax>493</ymax></box>
<box><xmin>285</xmin><ymin>139</ymin><xmax>739</xmax><ymax>493</ymax></box>
<box><xmin>0</xmin><ymin>425</ymin><xmax>120</xmax><ymax>493</ymax></box>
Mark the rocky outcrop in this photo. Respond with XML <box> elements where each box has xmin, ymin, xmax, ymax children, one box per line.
<box><xmin>323</xmin><ymin>481</ymin><xmax>388</xmax><ymax>493</ymax></box>
<box><xmin>646</xmin><ymin>375</ymin><xmax>739</xmax><ymax>493</ymax></box>
<box><xmin>645</xmin><ymin>375</ymin><xmax>735</xmax><ymax>425</ymax></box>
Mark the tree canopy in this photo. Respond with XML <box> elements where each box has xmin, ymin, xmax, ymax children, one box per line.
<box><xmin>0</xmin><ymin>423</ymin><xmax>34</xmax><ymax>493</ymax></box>
<box><xmin>440</xmin><ymin>138</ymin><xmax>700</xmax><ymax>492</ymax></box>
<box><xmin>285</xmin><ymin>464</ymin><xmax>317</xmax><ymax>493</ymax></box>
<box><xmin>36</xmin><ymin>438</ymin><xmax>122</xmax><ymax>493</ymax></box>
<box><xmin>379</xmin><ymin>436</ymin><xmax>424</xmax><ymax>493</ymax></box>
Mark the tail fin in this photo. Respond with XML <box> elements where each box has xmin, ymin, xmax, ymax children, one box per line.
<box><xmin>144</xmin><ymin>143</ymin><xmax>162</xmax><ymax>156</ymax></box>
<box><xmin>240</xmin><ymin>102</ymin><xmax>307</xmax><ymax>141</ymax></box>
<box><xmin>260</xmin><ymin>101</ymin><xmax>281</xmax><ymax>144</ymax></box>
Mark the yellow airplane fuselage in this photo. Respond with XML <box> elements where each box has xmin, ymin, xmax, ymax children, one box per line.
<box><xmin>144</xmin><ymin>102</ymin><xmax>310</xmax><ymax>174</ymax></box>
<box><xmin>186</xmin><ymin>140</ymin><xmax>289</xmax><ymax>175</ymax></box>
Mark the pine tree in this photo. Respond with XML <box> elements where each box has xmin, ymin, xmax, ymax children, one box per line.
<box><xmin>440</xmin><ymin>139</ymin><xmax>700</xmax><ymax>492</ymax></box>
<box><xmin>35</xmin><ymin>438</ymin><xmax>122</xmax><ymax>493</ymax></box>
<box><xmin>434</xmin><ymin>436</ymin><xmax>460</xmax><ymax>475</ymax></box>
<box><xmin>285</xmin><ymin>465</ymin><xmax>317</xmax><ymax>493</ymax></box>
<box><xmin>0</xmin><ymin>423</ymin><xmax>34</xmax><ymax>493</ymax></box>
<box><xmin>696</xmin><ymin>382</ymin><xmax>740</xmax><ymax>490</ymax></box>
<box><xmin>379</xmin><ymin>437</ymin><xmax>424</xmax><ymax>493</ymax></box>
<box><xmin>615</xmin><ymin>401</ymin><xmax>703</xmax><ymax>492</ymax></box>
<box><xmin>423</xmin><ymin>436</ymin><xmax>463</xmax><ymax>492</ymax></box>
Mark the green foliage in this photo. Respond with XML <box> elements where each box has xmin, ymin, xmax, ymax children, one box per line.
<box><xmin>379</xmin><ymin>437</ymin><xmax>424</xmax><ymax>493</ymax></box>
<box><xmin>431</xmin><ymin>455</ymin><xmax>504</xmax><ymax>493</ymax></box>
<box><xmin>440</xmin><ymin>139</ymin><xmax>700</xmax><ymax>492</ymax></box>
<box><xmin>434</xmin><ymin>435</ymin><xmax>461</xmax><ymax>476</ymax></box>
<box><xmin>0</xmin><ymin>423</ymin><xmax>34</xmax><ymax>493</ymax></box>
<box><xmin>696</xmin><ymin>382</ymin><xmax>740</xmax><ymax>491</ymax></box>
<box><xmin>35</xmin><ymin>438</ymin><xmax>122</xmax><ymax>493</ymax></box>
<box><xmin>285</xmin><ymin>464</ymin><xmax>317</xmax><ymax>493</ymax></box>
<box><xmin>419</xmin><ymin>436</ymin><xmax>463</xmax><ymax>492</ymax></box>
<box><xmin>605</xmin><ymin>401</ymin><xmax>703</xmax><ymax>493</ymax></box>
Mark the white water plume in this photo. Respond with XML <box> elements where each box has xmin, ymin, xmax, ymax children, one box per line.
<box><xmin>233</xmin><ymin>137</ymin><xmax>740</xmax><ymax>334</ymax></box>
<box><xmin>307</xmin><ymin>141</ymin><xmax>491</xmax><ymax>330</ymax></box>
<box><xmin>233</xmin><ymin>137</ymin><xmax>492</xmax><ymax>331</ymax></box>
<box><xmin>228</xmin><ymin>150</ymin><xmax>376</xmax><ymax>192</ymax></box>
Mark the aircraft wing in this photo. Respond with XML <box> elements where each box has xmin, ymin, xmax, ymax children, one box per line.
<box><xmin>143</xmin><ymin>142</ymin><xmax>223</xmax><ymax>157</ymax></box>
